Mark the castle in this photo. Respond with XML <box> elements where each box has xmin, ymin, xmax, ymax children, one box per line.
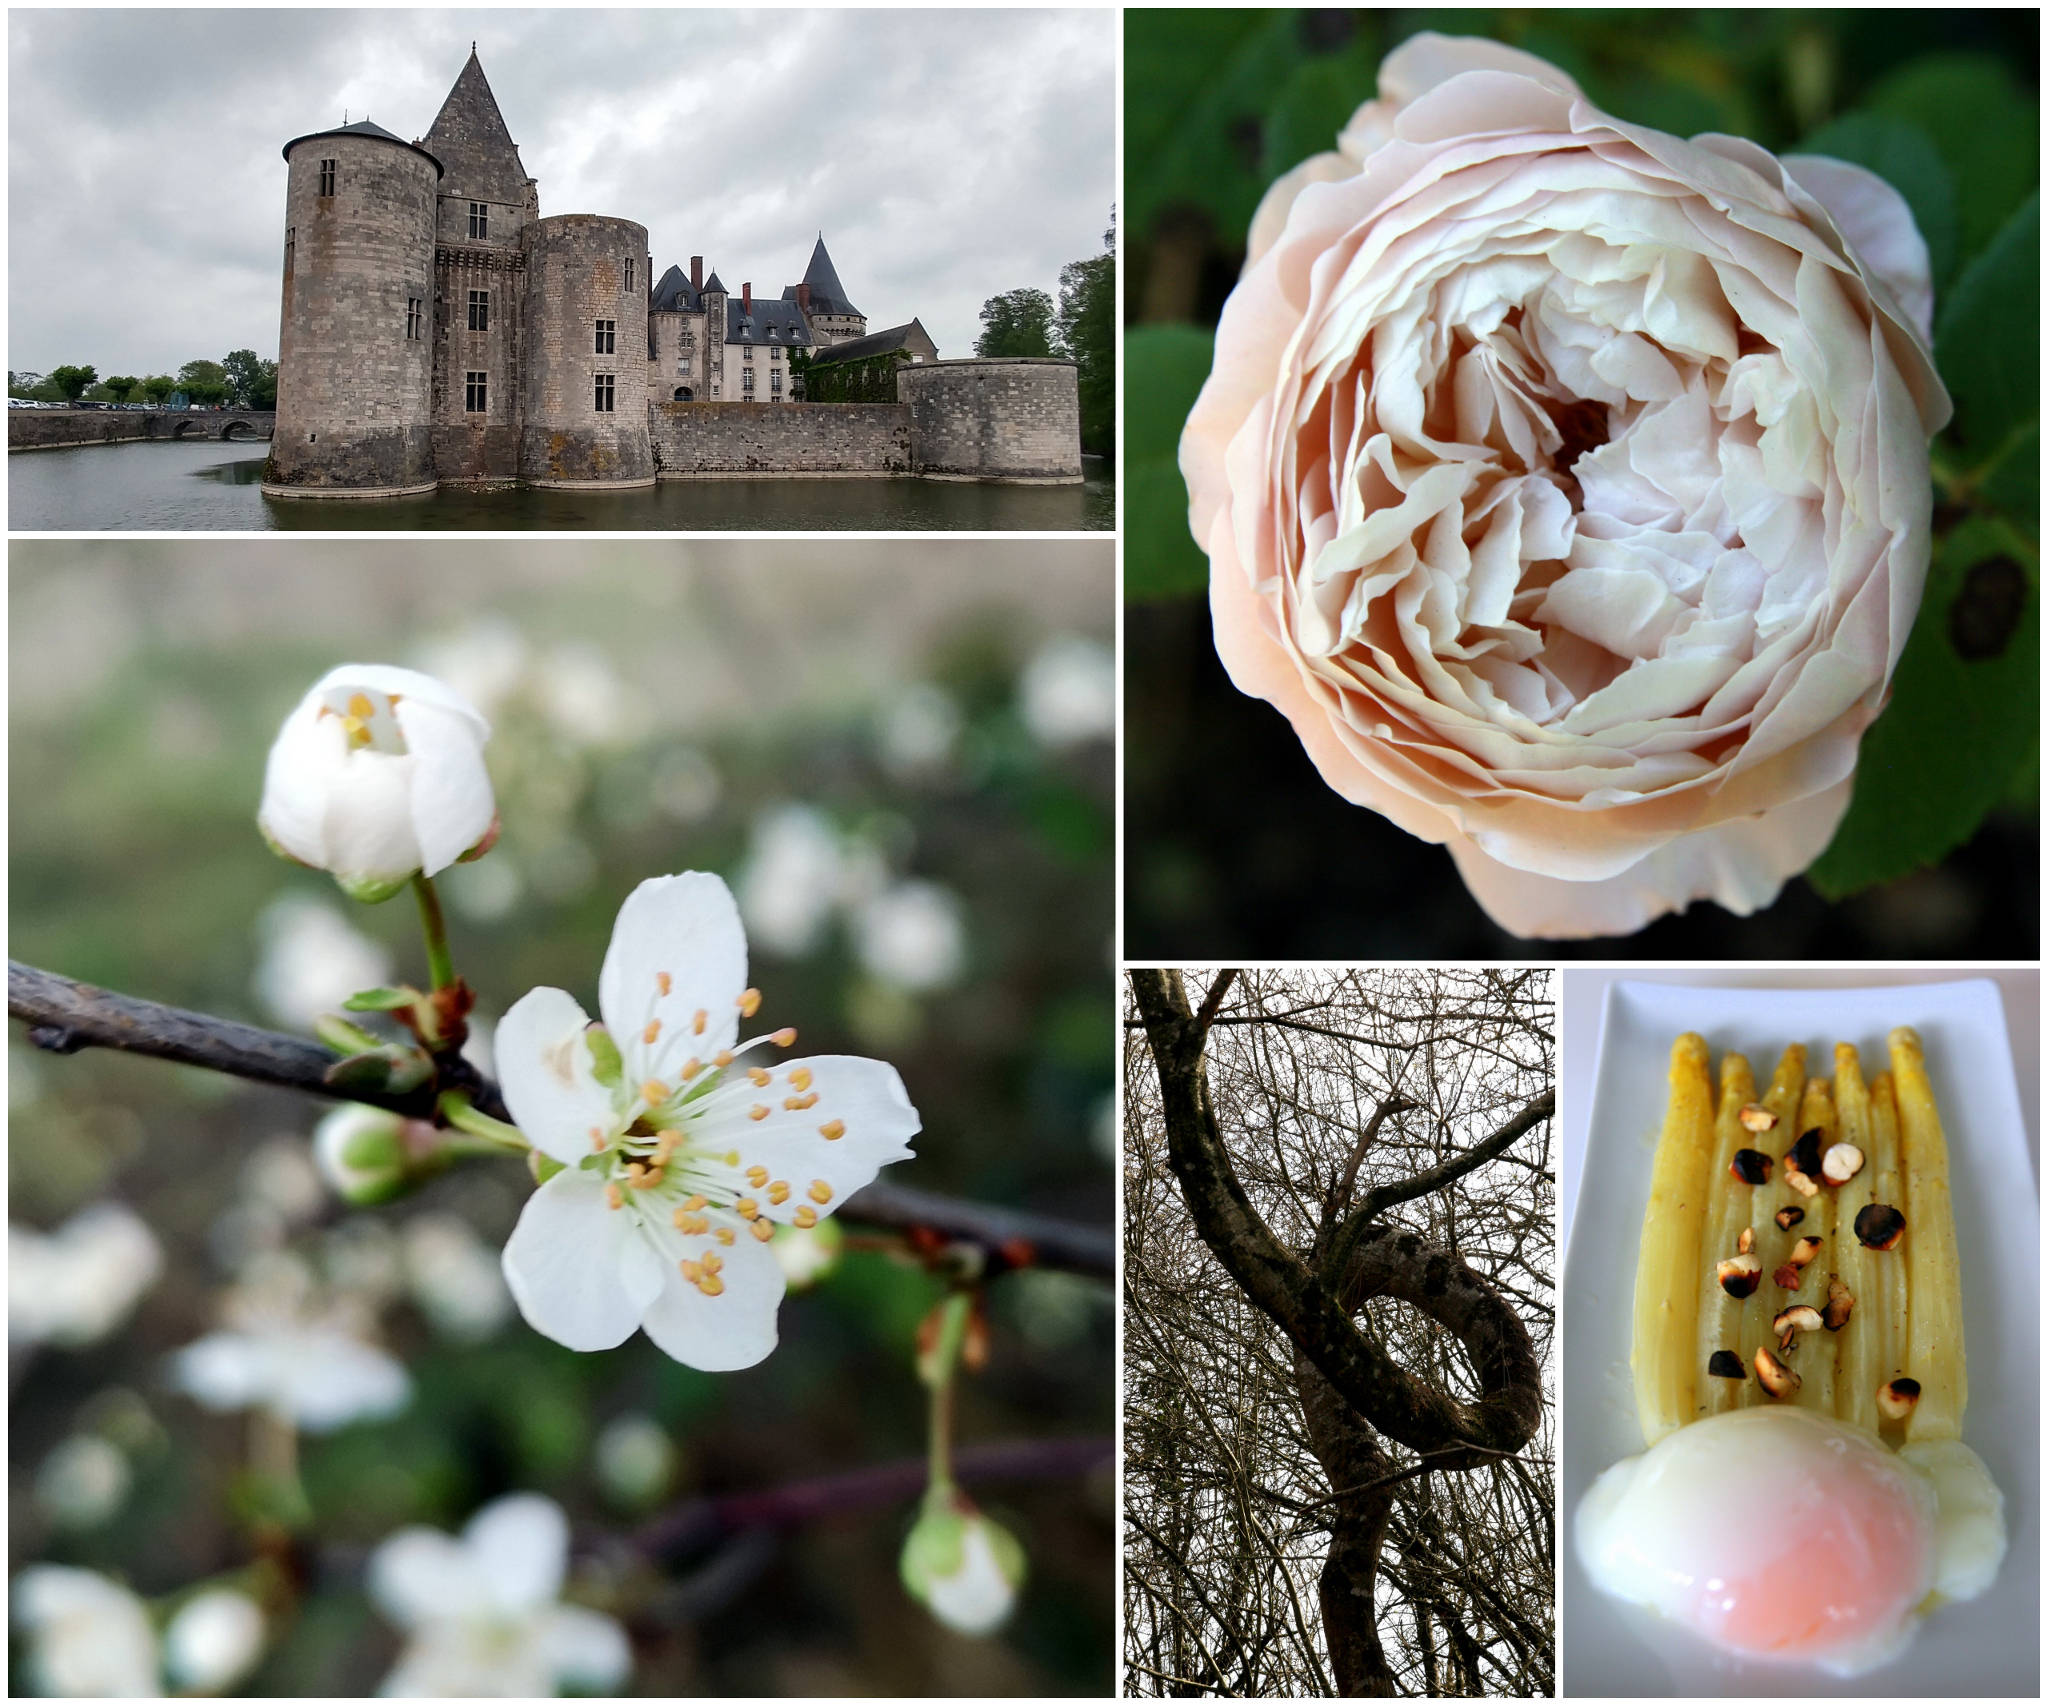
<box><xmin>263</xmin><ymin>50</ymin><xmax>1079</xmax><ymax>496</ymax></box>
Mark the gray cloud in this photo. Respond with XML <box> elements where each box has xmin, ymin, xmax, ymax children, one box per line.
<box><xmin>7</xmin><ymin>8</ymin><xmax>1114</xmax><ymax>377</ymax></box>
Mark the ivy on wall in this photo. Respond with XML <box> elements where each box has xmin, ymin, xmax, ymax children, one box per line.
<box><xmin>801</xmin><ymin>351</ymin><xmax>911</xmax><ymax>404</ymax></box>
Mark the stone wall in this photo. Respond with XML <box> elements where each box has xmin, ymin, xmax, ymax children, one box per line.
<box><xmin>432</xmin><ymin>243</ymin><xmax>525</xmax><ymax>481</ymax></box>
<box><xmin>649</xmin><ymin>402</ymin><xmax>911</xmax><ymax>476</ymax></box>
<box><xmin>898</xmin><ymin>359</ymin><xmax>1082</xmax><ymax>482</ymax></box>
<box><xmin>517</xmin><ymin>215</ymin><xmax>654</xmax><ymax>485</ymax></box>
<box><xmin>8</xmin><ymin>410</ymin><xmax>274</xmax><ymax>450</ymax></box>
<box><xmin>268</xmin><ymin>133</ymin><xmax>438</xmax><ymax>492</ymax></box>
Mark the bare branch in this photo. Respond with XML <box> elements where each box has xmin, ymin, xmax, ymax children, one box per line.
<box><xmin>11</xmin><ymin>959</ymin><xmax>1111</xmax><ymax>1280</ymax></box>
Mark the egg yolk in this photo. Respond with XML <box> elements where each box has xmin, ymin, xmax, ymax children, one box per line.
<box><xmin>1578</xmin><ymin>1407</ymin><xmax>1936</xmax><ymax>1670</ymax></box>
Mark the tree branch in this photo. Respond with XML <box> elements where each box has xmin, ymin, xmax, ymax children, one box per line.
<box><xmin>10</xmin><ymin>960</ymin><xmax>1111</xmax><ymax>1280</ymax></box>
<box><xmin>632</xmin><ymin>1434</ymin><xmax>1111</xmax><ymax>1563</ymax></box>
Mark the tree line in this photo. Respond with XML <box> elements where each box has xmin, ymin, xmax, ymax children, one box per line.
<box><xmin>9</xmin><ymin>350</ymin><xmax>277</xmax><ymax>409</ymax></box>
<box><xmin>973</xmin><ymin>212</ymin><xmax>1114</xmax><ymax>458</ymax></box>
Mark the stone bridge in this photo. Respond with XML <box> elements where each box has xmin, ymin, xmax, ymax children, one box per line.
<box><xmin>8</xmin><ymin>407</ymin><xmax>277</xmax><ymax>451</ymax></box>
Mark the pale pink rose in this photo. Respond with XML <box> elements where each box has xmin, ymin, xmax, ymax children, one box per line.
<box><xmin>1184</xmin><ymin>33</ymin><xmax>1951</xmax><ymax>937</ymax></box>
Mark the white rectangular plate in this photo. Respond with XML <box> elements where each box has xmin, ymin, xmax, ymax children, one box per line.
<box><xmin>1561</xmin><ymin>978</ymin><xmax>2039</xmax><ymax>1696</ymax></box>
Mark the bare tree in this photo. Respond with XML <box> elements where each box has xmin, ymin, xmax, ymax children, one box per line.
<box><xmin>1124</xmin><ymin>968</ymin><xmax>1554</xmax><ymax>1696</ymax></box>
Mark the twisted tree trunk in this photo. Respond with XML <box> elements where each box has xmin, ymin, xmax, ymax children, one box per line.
<box><xmin>1130</xmin><ymin>968</ymin><xmax>1548</xmax><ymax>1696</ymax></box>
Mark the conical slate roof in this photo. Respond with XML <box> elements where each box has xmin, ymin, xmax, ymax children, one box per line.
<box><xmin>422</xmin><ymin>50</ymin><xmax>529</xmax><ymax>208</ymax></box>
<box><xmin>282</xmin><ymin>116</ymin><xmax>443</xmax><ymax>174</ymax></box>
<box><xmin>701</xmin><ymin>270</ymin><xmax>729</xmax><ymax>295</ymax></box>
<box><xmin>793</xmin><ymin>235</ymin><xmax>859</xmax><ymax>317</ymax></box>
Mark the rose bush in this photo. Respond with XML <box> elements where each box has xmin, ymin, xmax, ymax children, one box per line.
<box><xmin>1182</xmin><ymin>33</ymin><xmax>1952</xmax><ymax>937</ymax></box>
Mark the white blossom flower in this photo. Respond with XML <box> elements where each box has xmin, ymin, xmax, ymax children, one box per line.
<box><xmin>900</xmin><ymin>1496</ymin><xmax>1027</xmax><ymax>1637</ymax></box>
<box><xmin>163</xmin><ymin>1588</ymin><xmax>265</xmax><ymax>1693</ymax></box>
<box><xmin>8</xmin><ymin>1203</ymin><xmax>162</xmax><ymax>1348</ymax></box>
<box><xmin>737</xmin><ymin>804</ymin><xmax>847</xmax><ymax>957</ymax></box>
<box><xmin>855</xmin><ymin>881</ymin><xmax>968</xmax><ymax>994</ymax></box>
<box><xmin>497</xmin><ymin>872</ymin><xmax>920</xmax><ymax>1371</ymax></box>
<box><xmin>770</xmin><ymin>1218</ymin><xmax>844</xmax><ymax>1291</ymax></box>
<box><xmin>258</xmin><ymin>664</ymin><xmax>496</xmax><ymax>902</ymax></box>
<box><xmin>402</xmin><ymin>1213</ymin><xmax>514</xmax><ymax>1343</ymax></box>
<box><xmin>170</xmin><ymin>1264</ymin><xmax>409</xmax><ymax>1433</ymax></box>
<box><xmin>368</xmin><ymin>1494</ymin><xmax>630</xmax><ymax>1697</ymax></box>
<box><xmin>35</xmin><ymin>1434</ymin><xmax>132</xmax><ymax>1531</ymax></box>
<box><xmin>1019</xmin><ymin>633</ymin><xmax>1116</xmax><ymax>746</ymax></box>
<box><xmin>594</xmin><ymin>1412</ymin><xmax>676</xmax><ymax>1508</ymax></box>
<box><xmin>11</xmin><ymin>1566</ymin><xmax>159</xmax><ymax>1697</ymax></box>
<box><xmin>878</xmin><ymin>682</ymin><xmax>963</xmax><ymax>775</ymax></box>
<box><xmin>251</xmin><ymin>893</ymin><xmax>394</xmax><ymax>1031</ymax></box>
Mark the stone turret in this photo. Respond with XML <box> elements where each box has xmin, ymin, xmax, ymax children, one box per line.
<box><xmin>264</xmin><ymin>120</ymin><xmax>441</xmax><ymax>495</ymax></box>
<box><xmin>786</xmin><ymin>236</ymin><xmax>865</xmax><ymax>347</ymax></box>
<box><xmin>519</xmin><ymin>215</ymin><xmax>653</xmax><ymax>486</ymax></box>
<box><xmin>423</xmin><ymin>50</ymin><xmax>533</xmax><ymax>480</ymax></box>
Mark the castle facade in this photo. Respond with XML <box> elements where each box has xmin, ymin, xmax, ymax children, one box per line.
<box><xmin>263</xmin><ymin>51</ymin><xmax>1079</xmax><ymax>496</ymax></box>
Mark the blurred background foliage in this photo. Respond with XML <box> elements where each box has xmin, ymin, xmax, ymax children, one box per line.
<box><xmin>1125</xmin><ymin>8</ymin><xmax>2038</xmax><ymax>956</ymax></box>
<box><xmin>8</xmin><ymin>541</ymin><xmax>1113</xmax><ymax>1694</ymax></box>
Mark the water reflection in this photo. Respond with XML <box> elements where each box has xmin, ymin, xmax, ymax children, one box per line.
<box><xmin>9</xmin><ymin>439</ymin><xmax>1114</xmax><ymax>532</ymax></box>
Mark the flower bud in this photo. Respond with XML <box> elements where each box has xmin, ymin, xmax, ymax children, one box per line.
<box><xmin>594</xmin><ymin>1411</ymin><xmax>678</xmax><ymax>1509</ymax></box>
<box><xmin>313</xmin><ymin>1104</ymin><xmax>431</xmax><ymax>1206</ymax></box>
<box><xmin>163</xmin><ymin>1588</ymin><xmax>265</xmax><ymax>1693</ymax></box>
<box><xmin>900</xmin><ymin>1489</ymin><xmax>1026</xmax><ymax>1636</ymax></box>
<box><xmin>257</xmin><ymin>664</ymin><xmax>494</xmax><ymax>902</ymax></box>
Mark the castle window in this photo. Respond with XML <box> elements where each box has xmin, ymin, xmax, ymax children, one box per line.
<box><xmin>465</xmin><ymin>371</ymin><xmax>487</xmax><ymax>413</ymax></box>
<box><xmin>741</xmin><ymin>368</ymin><xmax>755</xmax><ymax>397</ymax></box>
<box><xmin>626</xmin><ymin>259</ymin><xmax>635</xmax><ymax>290</ymax></box>
<box><xmin>594</xmin><ymin>320</ymin><xmax>616</xmax><ymax>355</ymax></box>
<box><xmin>594</xmin><ymin>373</ymin><xmax>615</xmax><ymax>413</ymax></box>
<box><xmin>770</xmin><ymin>370</ymin><xmax>783</xmax><ymax>397</ymax></box>
<box><xmin>770</xmin><ymin>344</ymin><xmax>781</xmax><ymax>360</ymax></box>
<box><xmin>468</xmin><ymin>202</ymin><xmax>488</xmax><ymax>240</ymax></box>
<box><xmin>742</xmin><ymin>346</ymin><xmax>753</xmax><ymax>363</ymax></box>
<box><xmin>468</xmin><ymin>290</ymin><xmax>489</xmax><ymax>333</ymax></box>
<box><xmin>318</xmin><ymin>159</ymin><xmax>336</xmax><ymax>196</ymax></box>
<box><xmin>406</xmin><ymin>298</ymin><xmax>423</xmax><ymax>341</ymax></box>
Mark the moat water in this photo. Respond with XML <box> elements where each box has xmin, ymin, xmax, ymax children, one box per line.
<box><xmin>8</xmin><ymin>438</ymin><xmax>1115</xmax><ymax>531</ymax></box>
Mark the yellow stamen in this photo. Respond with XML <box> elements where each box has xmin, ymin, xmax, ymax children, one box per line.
<box><xmin>738</xmin><ymin>988</ymin><xmax>763</xmax><ymax>1018</ymax></box>
<box><xmin>347</xmin><ymin>692</ymin><xmax>374</xmax><ymax>720</ymax></box>
<box><xmin>683</xmin><ymin>1194</ymin><xmax>708</xmax><ymax>1212</ymax></box>
<box><xmin>790</xmin><ymin>1068</ymin><xmax>814</xmax><ymax>1092</ymax></box>
<box><xmin>653</xmin><ymin>1130</ymin><xmax>681</xmax><ymax>1162</ymax></box>
<box><xmin>643</xmin><ymin>1019</ymin><xmax>662</xmax><ymax>1044</ymax></box>
<box><xmin>713</xmin><ymin>1050</ymin><xmax>735</xmax><ymax>1068</ymax></box>
<box><xmin>714</xmin><ymin>1227</ymin><xmax>735</xmax><ymax>1245</ymax></box>
<box><xmin>701</xmin><ymin>1252</ymin><xmax>723</xmax><ymax>1275</ymax></box>
<box><xmin>680</xmin><ymin>1259</ymin><xmax>703</xmax><ymax>1282</ymax></box>
<box><xmin>750</xmin><ymin>1218</ymin><xmax>775</xmax><ymax>1242</ymax></box>
<box><xmin>749</xmin><ymin>1104</ymin><xmax>770</xmax><ymax>1122</ymax></box>
<box><xmin>656</xmin><ymin>971</ymin><xmax>673</xmax><ymax>996</ymax></box>
<box><xmin>672</xmin><ymin>1208</ymin><xmax>709</xmax><ymax>1235</ymax></box>
<box><xmin>734</xmin><ymin>1198</ymin><xmax>759</xmax><ymax>1220</ymax></box>
<box><xmin>784</xmin><ymin>1092</ymin><xmax>819</xmax><ymax>1111</ymax></box>
<box><xmin>589</xmin><ymin>1127</ymin><xmax>607</xmax><ymax>1153</ymax></box>
<box><xmin>692</xmin><ymin>1008</ymin><xmax>707</xmax><ymax>1036</ymax></box>
<box><xmin>794</xmin><ymin>1205</ymin><xmax>818</xmax><ymax>1229</ymax></box>
<box><xmin>630</xmin><ymin>1164</ymin><xmax>663</xmax><ymax>1190</ymax></box>
<box><xmin>640</xmin><ymin>1079</ymin><xmax>671</xmax><ymax>1107</ymax></box>
<box><xmin>605</xmin><ymin>1183</ymin><xmax>625</xmax><ymax>1210</ymax></box>
<box><xmin>819</xmin><ymin>1120</ymin><xmax>846</xmax><ymax>1141</ymax></box>
<box><xmin>748</xmin><ymin>1067</ymin><xmax>771</xmax><ymax>1088</ymax></box>
<box><xmin>698</xmin><ymin>1273</ymin><xmax>725</xmax><ymax>1296</ymax></box>
<box><xmin>681</xmin><ymin>1057</ymin><xmax>703</xmax><ymax>1081</ymax></box>
<box><xmin>746</xmin><ymin>1165</ymin><xmax>770</xmax><ymax>1189</ymax></box>
<box><xmin>768</xmin><ymin>1180</ymin><xmax>791</xmax><ymax>1205</ymax></box>
<box><xmin>808</xmin><ymin>1179</ymin><xmax>834</xmax><ymax>1205</ymax></box>
<box><xmin>771</xmin><ymin>1027</ymin><xmax>797</xmax><ymax>1047</ymax></box>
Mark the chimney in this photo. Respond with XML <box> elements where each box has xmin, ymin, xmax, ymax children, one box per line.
<box><xmin>743</xmin><ymin>282</ymin><xmax>752</xmax><ymax>314</ymax></box>
<box><xmin>691</xmin><ymin>255</ymin><xmax>702</xmax><ymax>290</ymax></box>
<box><xmin>796</xmin><ymin>282</ymin><xmax>810</xmax><ymax>312</ymax></box>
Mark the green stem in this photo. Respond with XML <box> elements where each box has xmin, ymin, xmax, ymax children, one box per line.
<box><xmin>438</xmin><ymin>1089</ymin><xmax>530</xmax><ymax>1152</ymax></box>
<box><xmin>412</xmin><ymin>873</ymin><xmax>454</xmax><ymax>994</ymax></box>
<box><xmin>924</xmin><ymin>1290</ymin><xmax>974</xmax><ymax>1491</ymax></box>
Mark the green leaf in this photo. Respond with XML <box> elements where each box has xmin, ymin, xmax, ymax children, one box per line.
<box><xmin>1794</xmin><ymin>112</ymin><xmax>1956</xmax><ymax>292</ymax></box>
<box><xmin>1935</xmin><ymin>194</ymin><xmax>2040</xmax><ymax>459</ymax></box>
<box><xmin>1978</xmin><ymin>421</ymin><xmax>2039</xmax><ymax>527</ymax></box>
<box><xmin>1866</xmin><ymin>53</ymin><xmax>2038</xmax><ymax>267</ymax></box>
<box><xmin>341</xmin><ymin>985</ymin><xmax>419</xmax><ymax>1013</ymax></box>
<box><xmin>1126</xmin><ymin>10</ymin><xmax>1335</xmax><ymax>249</ymax></box>
<box><xmin>1124</xmin><ymin>324</ymin><xmax>1216</xmax><ymax>603</ymax></box>
<box><xmin>1807</xmin><ymin>518</ymin><xmax>2038</xmax><ymax>898</ymax></box>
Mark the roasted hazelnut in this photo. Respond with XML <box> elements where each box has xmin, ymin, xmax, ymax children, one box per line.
<box><xmin>1788</xmin><ymin>1235</ymin><xmax>1824</xmax><ymax>1268</ymax></box>
<box><xmin>1772</xmin><ymin>1304</ymin><xmax>1824</xmax><ymax>1344</ymax></box>
<box><xmin>1707</xmin><ymin>1349</ymin><xmax>1747</xmax><ymax>1380</ymax></box>
<box><xmin>1772</xmin><ymin>1263</ymin><xmax>1801</xmax><ymax>1289</ymax></box>
<box><xmin>1785</xmin><ymin>1128</ymin><xmax>1825</xmax><ymax>1178</ymax></box>
<box><xmin>1877</xmin><ymin>1377</ymin><xmax>1922</xmax><ymax>1421</ymax></box>
<box><xmin>1855</xmin><ymin>1204</ymin><xmax>1906</xmax><ymax>1251</ymax></box>
<box><xmin>1738</xmin><ymin>1103</ymin><xmax>1777</xmax><ymax>1133</ymax></box>
<box><xmin>1754</xmin><ymin>1346</ymin><xmax>1801</xmax><ymax>1398</ymax></box>
<box><xmin>1716</xmin><ymin>1253</ymin><xmax>1763</xmax><ymax>1298</ymax></box>
<box><xmin>1823</xmin><ymin>1274</ymin><xmax>1854</xmax><ymax>1331</ymax></box>
<box><xmin>1729</xmin><ymin>1148</ymin><xmax>1773</xmax><ymax>1186</ymax></box>
<box><xmin>1785</xmin><ymin>1168</ymin><xmax>1820</xmax><ymax>1199</ymax></box>
<box><xmin>1737</xmin><ymin>1226</ymin><xmax>1755</xmax><ymax>1255</ymax></box>
<box><xmin>1821</xmin><ymin>1142</ymin><xmax>1866</xmax><ymax>1185</ymax></box>
<box><xmin>1773</xmin><ymin>1205</ymin><xmax>1806</xmax><ymax>1231</ymax></box>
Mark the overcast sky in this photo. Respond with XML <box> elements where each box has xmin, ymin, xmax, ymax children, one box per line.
<box><xmin>8</xmin><ymin>8</ymin><xmax>1114</xmax><ymax>377</ymax></box>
